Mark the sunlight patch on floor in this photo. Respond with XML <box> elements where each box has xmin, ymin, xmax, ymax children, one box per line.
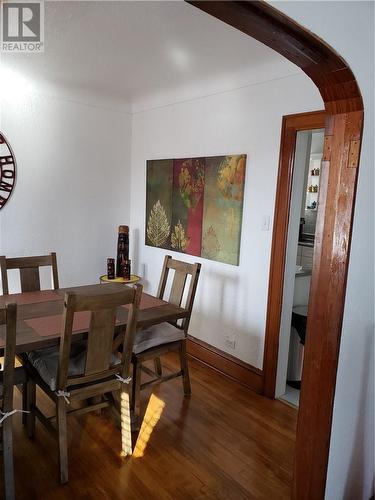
<box><xmin>120</xmin><ymin>389</ymin><xmax>133</xmax><ymax>456</ymax></box>
<box><xmin>133</xmin><ymin>394</ymin><xmax>165</xmax><ymax>458</ymax></box>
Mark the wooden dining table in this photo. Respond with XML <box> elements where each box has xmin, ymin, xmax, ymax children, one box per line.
<box><xmin>0</xmin><ymin>283</ymin><xmax>188</xmax><ymax>354</ymax></box>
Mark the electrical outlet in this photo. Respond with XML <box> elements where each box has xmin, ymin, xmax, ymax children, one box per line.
<box><xmin>224</xmin><ymin>337</ymin><xmax>236</xmax><ymax>349</ymax></box>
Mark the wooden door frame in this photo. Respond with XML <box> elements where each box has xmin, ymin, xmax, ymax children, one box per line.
<box><xmin>262</xmin><ymin>110</ymin><xmax>326</xmax><ymax>397</ymax></box>
<box><xmin>187</xmin><ymin>2</ymin><xmax>364</xmax><ymax>499</ymax></box>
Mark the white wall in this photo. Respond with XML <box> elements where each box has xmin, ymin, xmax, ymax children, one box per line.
<box><xmin>130</xmin><ymin>72</ymin><xmax>322</xmax><ymax>369</ymax></box>
<box><xmin>0</xmin><ymin>90</ymin><xmax>132</xmax><ymax>289</ymax></box>
<box><xmin>271</xmin><ymin>2</ymin><xmax>374</xmax><ymax>499</ymax></box>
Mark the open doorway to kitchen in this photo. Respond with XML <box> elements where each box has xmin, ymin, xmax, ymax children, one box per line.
<box><xmin>262</xmin><ymin>110</ymin><xmax>326</xmax><ymax>402</ymax></box>
<box><xmin>277</xmin><ymin>128</ymin><xmax>324</xmax><ymax>407</ymax></box>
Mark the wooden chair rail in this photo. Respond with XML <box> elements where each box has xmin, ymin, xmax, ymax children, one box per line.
<box><xmin>3</xmin><ymin>255</ymin><xmax>56</xmax><ymax>269</ymax></box>
<box><xmin>66</xmin><ymin>288</ymin><xmax>136</xmax><ymax>311</ymax></box>
<box><xmin>67</xmin><ymin>366</ymin><xmax>122</xmax><ymax>387</ymax></box>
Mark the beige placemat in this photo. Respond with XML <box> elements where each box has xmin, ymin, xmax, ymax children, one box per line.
<box><xmin>25</xmin><ymin>311</ymin><xmax>91</xmax><ymax>337</ymax></box>
<box><xmin>1</xmin><ymin>290</ymin><xmax>61</xmax><ymax>306</ymax></box>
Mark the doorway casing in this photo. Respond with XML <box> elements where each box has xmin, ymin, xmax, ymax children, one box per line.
<box><xmin>265</xmin><ymin>110</ymin><xmax>326</xmax><ymax>400</ymax></box>
<box><xmin>263</xmin><ymin>110</ymin><xmax>326</xmax><ymax>397</ymax></box>
<box><xmin>187</xmin><ymin>2</ymin><xmax>364</xmax><ymax>499</ymax></box>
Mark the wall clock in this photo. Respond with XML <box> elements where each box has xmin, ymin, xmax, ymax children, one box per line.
<box><xmin>0</xmin><ymin>133</ymin><xmax>16</xmax><ymax>209</ymax></box>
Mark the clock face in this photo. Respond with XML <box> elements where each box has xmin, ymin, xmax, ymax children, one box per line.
<box><xmin>0</xmin><ymin>133</ymin><xmax>16</xmax><ymax>210</ymax></box>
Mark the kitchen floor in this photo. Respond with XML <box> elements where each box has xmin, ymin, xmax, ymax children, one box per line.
<box><xmin>279</xmin><ymin>385</ymin><xmax>300</xmax><ymax>408</ymax></box>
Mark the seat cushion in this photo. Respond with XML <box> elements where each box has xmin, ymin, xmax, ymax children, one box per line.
<box><xmin>133</xmin><ymin>322</ymin><xmax>185</xmax><ymax>355</ymax></box>
<box><xmin>28</xmin><ymin>342</ymin><xmax>120</xmax><ymax>391</ymax></box>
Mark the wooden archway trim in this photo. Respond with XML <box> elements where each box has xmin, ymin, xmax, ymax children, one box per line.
<box><xmin>188</xmin><ymin>1</ymin><xmax>363</xmax><ymax>114</ymax></box>
<box><xmin>187</xmin><ymin>2</ymin><xmax>364</xmax><ymax>499</ymax></box>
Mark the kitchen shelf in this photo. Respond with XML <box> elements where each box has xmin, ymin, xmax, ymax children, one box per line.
<box><xmin>298</xmin><ymin>240</ymin><xmax>314</xmax><ymax>248</ymax></box>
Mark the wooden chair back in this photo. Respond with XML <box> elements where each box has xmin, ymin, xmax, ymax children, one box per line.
<box><xmin>57</xmin><ymin>284</ymin><xmax>142</xmax><ymax>392</ymax></box>
<box><xmin>157</xmin><ymin>255</ymin><xmax>201</xmax><ymax>332</ymax></box>
<box><xmin>0</xmin><ymin>253</ymin><xmax>59</xmax><ymax>295</ymax></box>
<box><xmin>0</xmin><ymin>302</ymin><xmax>17</xmax><ymax>500</ymax></box>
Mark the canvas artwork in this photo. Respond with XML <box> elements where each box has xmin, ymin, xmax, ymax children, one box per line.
<box><xmin>145</xmin><ymin>154</ymin><xmax>246</xmax><ymax>265</ymax></box>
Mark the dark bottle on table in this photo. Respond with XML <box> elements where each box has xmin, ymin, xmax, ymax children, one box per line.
<box><xmin>107</xmin><ymin>258</ymin><xmax>115</xmax><ymax>280</ymax></box>
<box><xmin>122</xmin><ymin>259</ymin><xmax>131</xmax><ymax>281</ymax></box>
<box><xmin>116</xmin><ymin>225</ymin><xmax>129</xmax><ymax>277</ymax></box>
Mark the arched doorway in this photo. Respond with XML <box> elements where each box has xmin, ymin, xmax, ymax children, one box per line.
<box><xmin>187</xmin><ymin>2</ymin><xmax>364</xmax><ymax>498</ymax></box>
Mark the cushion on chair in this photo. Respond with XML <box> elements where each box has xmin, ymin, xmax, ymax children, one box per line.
<box><xmin>133</xmin><ymin>322</ymin><xmax>185</xmax><ymax>355</ymax></box>
<box><xmin>28</xmin><ymin>342</ymin><xmax>120</xmax><ymax>391</ymax></box>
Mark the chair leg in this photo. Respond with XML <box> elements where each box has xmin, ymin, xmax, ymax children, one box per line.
<box><xmin>2</xmin><ymin>418</ymin><xmax>15</xmax><ymax>500</ymax></box>
<box><xmin>179</xmin><ymin>340</ymin><xmax>191</xmax><ymax>396</ymax></box>
<box><xmin>26</xmin><ymin>380</ymin><xmax>36</xmax><ymax>439</ymax></box>
<box><xmin>131</xmin><ymin>359</ymin><xmax>136</xmax><ymax>412</ymax></box>
<box><xmin>57</xmin><ymin>398</ymin><xmax>68</xmax><ymax>484</ymax></box>
<box><xmin>154</xmin><ymin>357</ymin><xmax>162</xmax><ymax>378</ymax></box>
<box><xmin>120</xmin><ymin>385</ymin><xmax>132</xmax><ymax>456</ymax></box>
<box><xmin>22</xmin><ymin>382</ymin><xmax>27</xmax><ymax>426</ymax></box>
<box><xmin>131</xmin><ymin>358</ymin><xmax>142</xmax><ymax>424</ymax></box>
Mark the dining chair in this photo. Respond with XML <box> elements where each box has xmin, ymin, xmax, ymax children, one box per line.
<box><xmin>131</xmin><ymin>255</ymin><xmax>201</xmax><ymax>422</ymax></box>
<box><xmin>25</xmin><ymin>284</ymin><xmax>142</xmax><ymax>484</ymax></box>
<box><xmin>0</xmin><ymin>252</ymin><xmax>59</xmax><ymax>295</ymax></box>
<box><xmin>0</xmin><ymin>303</ymin><xmax>17</xmax><ymax>500</ymax></box>
<box><xmin>0</xmin><ymin>252</ymin><xmax>59</xmax><ymax>423</ymax></box>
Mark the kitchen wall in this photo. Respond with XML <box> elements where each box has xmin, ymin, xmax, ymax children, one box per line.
<box><xmin>130</xmin><ymin>72</ymin><xmax>322</xmax><ymax>369</ymax></box>
<box><xmin>0</xmin><ymin>90</ymin><xmax>132</xmax><ymax>290</ymax></box>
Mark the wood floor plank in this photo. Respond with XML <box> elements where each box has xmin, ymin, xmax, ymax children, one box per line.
<box><xmin>1</xmin><ymin>354</ymin><xmax>296</xmax><ymax>499</ymax></box>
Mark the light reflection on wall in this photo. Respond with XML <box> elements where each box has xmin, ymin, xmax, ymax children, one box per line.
<box><xmin>0</xmin><ymin>66</ymin><xmax>34</xmax><ymax>103</ymax></box>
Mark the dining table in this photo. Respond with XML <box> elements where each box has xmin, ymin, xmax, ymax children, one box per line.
<box><xmin>0</xmin><ymin>283</ymin><xmax>188</xmax><ymax>355</ymax></box>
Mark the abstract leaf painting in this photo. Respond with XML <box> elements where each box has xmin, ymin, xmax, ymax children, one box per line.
<box><xmin>145</xmin><ymin>160</ymin><xmax>172</xmax><ymax>249</ymax></box>
<box><xmin>145</xmin><ymin>154</ymin><xmax>246</xmax><ymax>265</ymax></box>
<box><xmin>172</xmin><ymin>158</ymin><xmax>205</xmax><ymax>256</ymax></box>
<box><xmin>202</xmin><ymin>155</ymin><xmax>246</xmax><ymax>265</ymax></box>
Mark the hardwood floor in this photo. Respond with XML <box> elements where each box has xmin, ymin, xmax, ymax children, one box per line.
<box><xmin>2</xmin><ymin>354</ymin><xmax>297</xmax><ymax>499</ymax></box>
